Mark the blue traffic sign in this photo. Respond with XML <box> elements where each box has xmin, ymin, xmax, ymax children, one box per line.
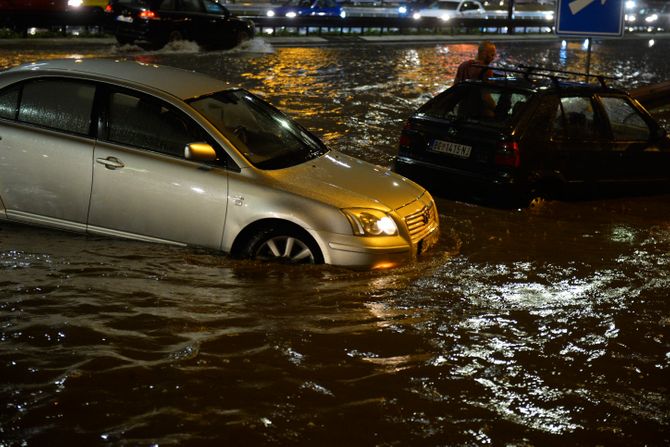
<box><xmin>556</xmin><ymin>0</ymin><xmax>625</xmax><ymax>37</ymax></box>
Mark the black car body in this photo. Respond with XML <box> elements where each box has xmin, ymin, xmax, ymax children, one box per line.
<box><xmin>105</xmin><ymin>0</ymin><xmax>255</xmax><ymax>49</ymax></box>
<box><xmin>394</xmin><ymin>68</ymin><xmax>670</xmax><ymax>206</ymax></box>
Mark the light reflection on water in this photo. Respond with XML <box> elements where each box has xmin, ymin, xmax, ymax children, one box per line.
<box><xmin>1</xmin><ymin>38</ymin><xmax>670</xmax><ymax>445</ymax></box>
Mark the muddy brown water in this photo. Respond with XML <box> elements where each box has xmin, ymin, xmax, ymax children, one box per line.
<box><xmin>1</xmin><ymin>37</ymin><xmax>669</xmax><ymax>445</ymax></box>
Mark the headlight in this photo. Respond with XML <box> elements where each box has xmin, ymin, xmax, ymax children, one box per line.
<box><xmin>398</xmin><ymin>6</ymin><xmax>407</xmax><ymax>14</ymax></box>
<box><xmin>645</xmin><ymin>14</ymin><xmax>658</xmax><ymax>23</ymax></box>
<box><xmin>286</xmin><ymin>11</ymin><xmax>297</xmax><ymax>18</ymax></box>
<box><xmin>68</xmin><ymin>0</ymin><xmax>83</xmax><ymax>7</ymax></box>
<box><xmin>342</xmin><ymin>209</ymin><xmax>398</xmax><ymax>236</ymax></box>
<box><xmin>266</xmin><ymin>10</ymin><xmax>275</xmax><ymax>17</ymax></box>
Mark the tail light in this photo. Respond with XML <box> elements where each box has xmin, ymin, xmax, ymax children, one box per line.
<box><xmin>104</xmin><ymin>4</ymin><xmax>112</xmax><ymax>12</ymax></box>
<box><xmin>495</xmin><ymin>140</ymin><xmax>520</xmax><ymax>167</ymax></box>
<box><xmin>139</xmin><ymin>9</ymin><xmax>159</xmax><ymax>19</ymax></box>
<box><xmin>398</xmin><ymin>120</ymin><xmax>413</xmax><ymax>148</ymax></box>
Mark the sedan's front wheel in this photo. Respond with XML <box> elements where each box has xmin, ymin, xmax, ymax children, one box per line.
<box><xmin>245</xmin><ymin>226</ymin><xmax>323</xmax><ymax>265</ymax></box>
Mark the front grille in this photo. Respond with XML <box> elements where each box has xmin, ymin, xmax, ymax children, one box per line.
<box><xmin>404</xmin><ymin>202</ymin><xmax>437</xmax><ymax>241</ymax></box>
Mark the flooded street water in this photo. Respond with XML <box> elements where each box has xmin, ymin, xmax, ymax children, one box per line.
<box><xmin>1</xmin><ymin>37</ymin><xmax>669</xmax><ymax>445</ymax></box>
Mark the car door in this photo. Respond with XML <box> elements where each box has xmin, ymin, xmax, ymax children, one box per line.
<box><xmin>459</xmin><ymin>0</ymin><xmax>483</xmax><ymax>17</ymax></box>
<box><xmin>547</xmin><ymin>95</ymin><xmax>608</xmax><ymax>188</ymax></box>
<box><xmin>312</xmin><ymin>0</ymin><xmax>339</xmax><ymax>16</ymax></box>
<box><xmin>87</xmin><ymin>88</ymin><xmax>229</xmax><ymax>249</ymax></box>
<box><xmin>176</xmin><ymin>0</ymin><xmax>229</xmax><ymax>45</ymax></box>
<box><xmin>0</xmin><ymin>78</ymin><xmax>96</xmax><ymax>231</ymax></box>
<box><xmin>597</xmin><ymin>94</ymin><xmax>670</xmax><ymax>186</ymax></box>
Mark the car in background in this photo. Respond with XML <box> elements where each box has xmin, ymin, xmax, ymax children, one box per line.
<box><xmin>625</xmin><ymin>3</ymin><xmax>670</xmax><ymax>32</ymax></box>
<box><xmin>394</xmin><ymin>66</ymin><xmax>670</xmax><ymax>207</ymax></box>
<box><xmin>0</xmin><ymin>59</ymin><xmax>438</xmax><ymax>269</ymax></box>
<box><xmin>0</xmin><ymin>0</ymin><xmax>103</xmax><ymax>28</ymax></box>
<box><xmin>266</xmin><ymin>0</ymin><xmax>346</xmax><ymax>18</ymax></box>
<box><xmin>104</xmin><ymin>0</ymin><xmax>255</xmax><ymax>49</ymax></box>
<box><xmin>414</xmin><ymin>0</ymin><xmax>485</xmax><ymax>21</ymax></box>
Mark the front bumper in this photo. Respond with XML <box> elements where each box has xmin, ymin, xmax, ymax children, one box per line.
<box><xmin>319</xmin><ymin>220</ymin><xmax>439</xmax><ymax>270</ymax></box>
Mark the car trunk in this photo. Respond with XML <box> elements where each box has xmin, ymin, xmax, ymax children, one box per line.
<box><xmin>400</xmin><ymin>116</ymin><xmax>516</xmax><ymax>179</ymax></box>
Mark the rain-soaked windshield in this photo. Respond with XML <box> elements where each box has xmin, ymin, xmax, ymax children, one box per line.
<box><xmin>189</xmin><ymin>89</ymin><xmax>328</xmax><ymax>169</ymax></box>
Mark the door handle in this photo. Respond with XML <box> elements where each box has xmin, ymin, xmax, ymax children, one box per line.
<box><xmin>96</xmin><ymin>156</ymin><xmax>125</xmax><ymax>170</ymax></box>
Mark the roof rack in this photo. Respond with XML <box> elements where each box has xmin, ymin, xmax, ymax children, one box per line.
<box><xmin>517</xmin><ymin>65</ymin><xmax>619</xmax><ymax>88</ymax></box>
<box><xmin>471</xmin><ymin>64</ymin><xmax>618</xmax><ymax>88</ymax></box>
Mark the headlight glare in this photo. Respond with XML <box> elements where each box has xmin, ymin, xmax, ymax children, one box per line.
<box><xmin>342</xmin><ymin>209</ymin><xmax>398</xmax><ymax>236</ymax></box>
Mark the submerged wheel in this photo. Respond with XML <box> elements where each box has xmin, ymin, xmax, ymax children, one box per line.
<box><xmin>244</xmin><ymin>226</ymin><xmax>323</xmax><ymax>265</ymax></box>
<box><xmin>236</xmin><ymin>30</ymin><xmax>251</xmax><ymax>46</ymax></box>
<box><xmin>168</xmin><ymin>30</ymin><xmax>184</xmax><ymax>43</ymax></box>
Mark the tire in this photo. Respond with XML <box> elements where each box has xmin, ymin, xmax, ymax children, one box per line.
<box><xmin>244</xmin><ymin>225</ymin><xmax>323</xmax><ymax>265</ymax></box>
<box><xmin>236</xmin><ymin>30</ymin><xmax>251</xmax><ymax>46</ymax></box>
<box><xmin>167</xmin><ymin>30</ymin><xmax>184</xmax><ymax>43</ymax></box>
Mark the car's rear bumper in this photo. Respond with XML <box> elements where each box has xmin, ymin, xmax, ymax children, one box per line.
<box><xmin>394</xmin><ymin>156</ymin><xmax>525</xmax><ymax>203</ymax></box>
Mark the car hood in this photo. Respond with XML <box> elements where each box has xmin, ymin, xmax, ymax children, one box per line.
<box><xmin>267</xmin><ymin>150</ymin><xmax>426</xmax><ymax>211</ymax></box>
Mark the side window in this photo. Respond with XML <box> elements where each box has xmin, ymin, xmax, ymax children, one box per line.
<box><xmin>0</xmin><ymin>85</ymin><xmax>20</xmax><ymax>120</ymax></box>
<box><xmin>600</xmin><ymin>96</ymin><xmax>651</xmax><ymax>141</ymax></box>
<box><xmin>530</xmin><ymin>94</ymin><xmax>560</xmax><ymax>138</ymax></box>
<box><xmin>17</xmin><ymin>79</ymin><xmax>95</xmax><ymax>135</ymax></box>
<box><xmin>552</xmin><ymin>96</ymin><xmax>601</xmax><ymax>141</ymax></box>
<box><xmin>106</xmin><ymin>91</ymin><xmax>204</xmax><ymax>157</ymax></box>
<box><xmin>159</xmin><ymin>0</ymin><xmax>177</xmax><ymax>10</ymax></box>
<box><xmin>180</xmin><ymin>0</ymin><xmax>202</xmax><ymax>12</ymax></box>
<box><xmin>203</xmin><ymin>0</ymin><xmax>225</xmax><ymax>13</ymax></box>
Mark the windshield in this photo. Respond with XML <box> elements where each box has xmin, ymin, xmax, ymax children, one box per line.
<box><xmin>189</xmin><ymin>90</ymin><xmax>328</xmax><ymax>170</ymax></box>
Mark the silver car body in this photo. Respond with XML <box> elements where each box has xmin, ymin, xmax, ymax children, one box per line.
<box><xmin>416</xmin><ymin>0</ymin><xmax>485</xmax><ymax>21</ymax></box>
<box><xmin>0</xmin><ymin>59</ymin><xmax>438</xmax><ymax>269</ymax></box>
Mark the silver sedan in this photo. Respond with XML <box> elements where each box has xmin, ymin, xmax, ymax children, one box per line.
<box><xmin>0</xmin><ymin>59</ymin><xmax>438</xmax><ymax>269</ymax></box>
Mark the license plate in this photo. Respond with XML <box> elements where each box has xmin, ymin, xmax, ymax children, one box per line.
<box><xmin>116</xmin><ymin>15</ymin><xmax>133</xmax><ymax>23</ymax></box>
<box><xmin>431</xmin><ymin>139</ymin><xmax>472</xmax><ymax>158</ymax></box>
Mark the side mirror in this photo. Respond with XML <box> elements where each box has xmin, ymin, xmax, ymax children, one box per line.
<box><xmin>185</xmin><ymin>142</ymin><xmax>218</xmax><ymax>161</ymax></box>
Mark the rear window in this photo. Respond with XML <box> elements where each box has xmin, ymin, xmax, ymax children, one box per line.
<box><xmin>417</xmin><ymin>84</ymin><xmax>531</xmax><ymax>127</ymax></box>
<box><xmin>117</xmin><ymin>0</ymin><xmax>151</xmax><ymax>6</ymax></box>
<box><xmin>17</xmin><ymin>79</ymin><xmax>95</xmax><ymax>135</ymax></box>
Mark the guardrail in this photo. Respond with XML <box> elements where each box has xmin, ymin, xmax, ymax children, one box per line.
<box><xmin>249</xmin><ymin>16</ymin><xmax>553</xmax><ymax>35</ymax></box>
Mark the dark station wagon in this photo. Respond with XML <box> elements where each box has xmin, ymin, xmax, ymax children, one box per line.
<box><xmin>104</xmin><ymin>0</ymin><xmax>255</xmax><ymax>49</ymax></box>
<box><xmin>394</xmin><ymin>66</ymin><xmax>670</xmax><ymax>207</ymax></box>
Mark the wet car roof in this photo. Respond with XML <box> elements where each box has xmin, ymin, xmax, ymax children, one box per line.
<box><xmin>4</xmin><ymin>59</ymin><xmax>232</xmax><ymax>100</ymax></box>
